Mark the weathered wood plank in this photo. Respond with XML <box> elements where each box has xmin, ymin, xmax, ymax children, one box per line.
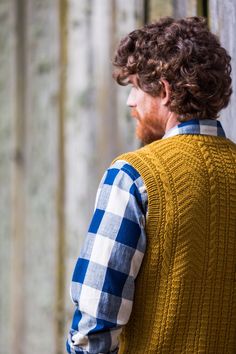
<box><xmin>21</xmin><ymin>0</ymin><xmax>60</xmax><ymax>353</ymax></box>
<box><xmin>149</xmin><ymin>0</ymin><xmax>198</xmax><ymax>22</ymax></box>
<box><xmin>173</xmin><ymin>0</ymin><xmax>197</xmax><ymax>18</ymax></box>
<box><xmin>0</xmin><ymin>1</ymin><xmax>14</xmax><ymax>353</ymax></box>
<box><xmin>92</xmin><ymin>0</ymin><xmax>120</xmax><ymax>174</ymax></box>
<box><xmin>64</xmin><ymin>0</ymin><xmax>145</xmax><ymax>342</ymax></box>
<box><xmin>149</xmin><ymin>0</ymin><xmax>173</xmax><ymax>21</ymax></box>
<box><xmin>55</xmin><ymin>0</ymin><xmax>67</xmax><ymax>353</ymax></box>
<box><xmin>10</xmin><ymin>1</ymin><xmax>27</xmax><ymax>353</ymax></box>
<box><xmin>115</xmin><ymin>0</ymin><xmax>144</xmax><ymax>154</ymax></box>
<box><xmin>209</xmin><ymin>0</ymin><xmax>236</xmax><ymax>142</ymax></box>
<box><xmin>64</xmin><ymin>0</ymin><xmax>97</xmax><ymax>341</ymax></box>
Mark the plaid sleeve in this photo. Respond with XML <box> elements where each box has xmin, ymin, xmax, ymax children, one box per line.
<box><xmin>66</xmin><ymin>160</ymin><xmax>147</xmax><ymax>354</ymax></box>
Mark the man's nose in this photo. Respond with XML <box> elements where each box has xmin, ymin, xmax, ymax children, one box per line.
<box><xmin>126</xmin><ymin>88</ymin><xmax>136</xmax><ymax>107</ymax></box>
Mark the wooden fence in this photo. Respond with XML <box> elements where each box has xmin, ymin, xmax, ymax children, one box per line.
<box><xmin>0</xmin><ymin>1</ymin><xmax>235</xmax><ymax>354</ymax></box>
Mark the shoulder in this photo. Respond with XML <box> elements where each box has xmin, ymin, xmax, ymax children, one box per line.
<box><xmin>112</xmin><ymin>140</ymin><xmax>169</xmax><ymax>174</ymax></box>
<box><xmin>103</xmin><ymin>159</ymin><xmax>145</xmax><ymax>195</ymax></box>
<box><xmin>108</xmin><ymin>160</ymin><xmax>141</xmax><ymax>183</ymax></box>
<box><xmin>113</xmin><ymin>139</ymin><xmax>172</xmax><ymax>162</ymax></box>
<box><xmin>97</xmin><ymin>160</ymin><xmax>147</xmax><ymax>214</ymax></box>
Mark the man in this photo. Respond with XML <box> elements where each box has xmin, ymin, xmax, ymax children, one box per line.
<box><xmin>67</xmin><ymin>17</ymin><xmax>236</xmax><ymax>353</ymax></box>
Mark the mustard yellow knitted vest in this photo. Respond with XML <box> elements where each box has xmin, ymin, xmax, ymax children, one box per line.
<box><xmin>116</xmin><ymin>134</ymin><xmax>236</xmax><ymax>354</ymax></box>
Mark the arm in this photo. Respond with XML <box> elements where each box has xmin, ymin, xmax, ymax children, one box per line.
<box><xmin>66</xmin><ymin>160</ymin><xmax>147</xmax><ymax>354</ymax></box>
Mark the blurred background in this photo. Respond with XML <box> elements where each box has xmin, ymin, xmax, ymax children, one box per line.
<box><xmin>0</xmin><ymin>1</ymin><xmax>235</xmax><ymax>354</ymax></box>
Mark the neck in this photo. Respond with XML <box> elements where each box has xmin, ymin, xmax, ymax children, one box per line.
<box><xmin>164</xmin><ymin>112</ymin><xmax>180</xmax><ymax>133</ymax></box>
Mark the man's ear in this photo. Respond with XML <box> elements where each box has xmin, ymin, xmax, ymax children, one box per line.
<box><xmin>160</xmin><ymin>79</ymin><xmax>171</xmax><ymax>105</ymax></box>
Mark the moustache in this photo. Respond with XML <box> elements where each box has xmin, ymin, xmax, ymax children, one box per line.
<box><xmin>130</xmin><ymin>108</ymin><xmax>140</xmax><ymax>119</ymax></box>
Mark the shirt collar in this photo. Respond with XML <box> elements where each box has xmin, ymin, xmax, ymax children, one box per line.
<box><xmin>163</xmin><ymin>119</ymin><xmax>226</xmax><ymax>139</ymax></box>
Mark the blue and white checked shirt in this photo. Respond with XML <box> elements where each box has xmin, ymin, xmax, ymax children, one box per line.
<box><xmin>67</xmin><ymin>119</ymin><xmax>226</xmax><ymax>354</ymax></box>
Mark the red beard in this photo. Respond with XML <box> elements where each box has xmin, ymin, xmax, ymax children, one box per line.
<box><xmin>130</xmin><ymin>108</ymin><xmax>164</xmax><ymax>145</ymax></box>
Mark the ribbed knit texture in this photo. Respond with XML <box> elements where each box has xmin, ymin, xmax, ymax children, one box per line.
<box><xmin>116</xmin><ymin>135</ymin><xmax>236</xmax><ymax>353</ymax></box>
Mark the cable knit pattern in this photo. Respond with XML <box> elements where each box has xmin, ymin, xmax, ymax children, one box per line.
<box><xmin>115</xmin><ymin>134</ymin><xmax>236</xmax><ymax>354</ymax></box>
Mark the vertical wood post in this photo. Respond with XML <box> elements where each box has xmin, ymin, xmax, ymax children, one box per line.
<box><xmin>173</xmin><ymin>0</ymin><xmax>197</xmax><ymax>17</ymax></box>
<box><xmin>0</xmin><ymin>1</ymin><xmax>16</xmax><ymax>352</ymax></box>
<box><xmin>15</xmin><ymin>0</ymin><xmax>60</xmax><ymax>352</ymax></box>
<box><xmin>10</xmin><ymin>0</ymin><xmax>27</xmax><ymax>353</ymax></box>
<box><xmin>55</xmin><ymin>0</ymin><xmax>67</xmax><ymax>353</ymax></box>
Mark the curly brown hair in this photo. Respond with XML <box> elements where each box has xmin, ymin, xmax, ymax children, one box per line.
<box><xmin>113</xmin><ymin>17</ymin><xmax>232</xmax><ymax>120</ymax></box>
